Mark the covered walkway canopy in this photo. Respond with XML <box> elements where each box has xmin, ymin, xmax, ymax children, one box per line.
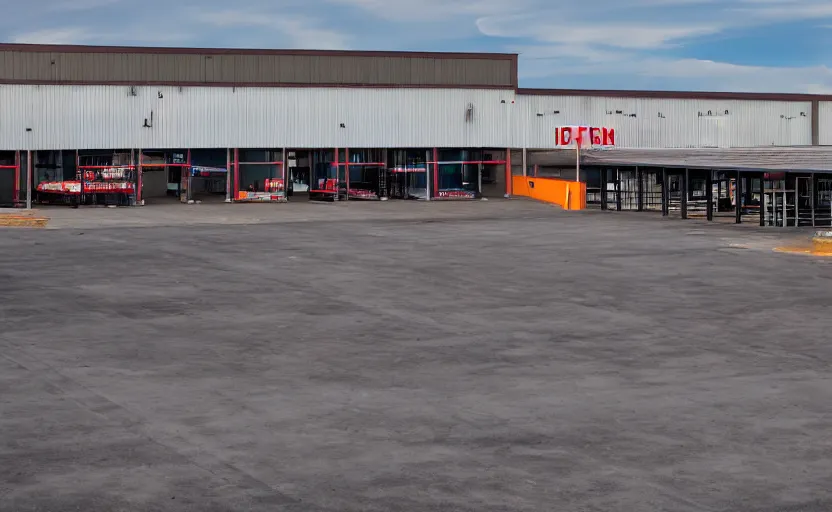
<box><xmin>525</xmin><ymin>146</ymin><xmax>832</xmax><ymax>173</ymax></box>
<box><xmin>580</xmin><ymin>146</ymin><xmax>832</xmax><ymax>173</ymax></box>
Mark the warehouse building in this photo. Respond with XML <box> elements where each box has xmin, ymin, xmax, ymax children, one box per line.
<box><xmin>1</xmin><ymin>43</ymin><xmax>831</xmax><ymax>227</ymax></box>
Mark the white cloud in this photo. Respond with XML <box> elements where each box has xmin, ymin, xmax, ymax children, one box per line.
<box><xmin>322</xmin><ymin>0</ymin><xmax>523</xmax><ymax>22</ymax></box>
<box><xmin>478</xmin><ymin>16</ymin><xmax>723</xmax><ymax>49</ymax></box>
<box><xmin>11</xmin><ymin>28</ymin><xmax>96</xmax><ymax>44</ymax></box>
<box><xmin>11</xmin><ymin>26</ymin><xmax>190</xmax><ymax>45</ymax></box>
<box><xmin>518</xmin><ymin>45</ymin><xmax>832</xmax><ymax>93</ymax></box>
<box><xmin>276</xmin><ymin>18</ymin><xmax>351</xmax><ymax>50</ymax></box>
<box><xmin>517</xmin><ymin>45</ymin><xmax>631</xmax><ymax>63</ymax></box>
<box><xmin>806</xmin><ymin>84</ymin><xmax>832</xmax><ymax>93</ymax></box>
<box><xmin>47</xmin><ymin>0</ymin><xmax>123</xmax><ymax>12</ymax></box>
<box><xmin>194</xmin><ymin>10</ymin><xmax>350</xmax><ymax>49</ymax></box>
<box><xmin>737</xmin><ymin>0</ymin><xmax>832</xmax><ymax>19</ymax></box>
<box><xmin>194</xmin><ymin>10</ymin><xmax>277</xmax><ymax>28</ymax></box>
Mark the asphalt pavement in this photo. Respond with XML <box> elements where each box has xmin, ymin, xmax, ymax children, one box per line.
<box><xmin>2</xmin><ymin>201</ymin><xmax>831</xmax><ymax>511</ymax></box>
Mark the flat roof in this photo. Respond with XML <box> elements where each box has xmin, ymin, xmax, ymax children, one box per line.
<box><xmin>0</xmin><ymin>43</ymin><xmax>516</xmax><ymax>61</ymax></box>
<box><xmin>518</xmin><ymin>88</ymin><xmax>832</xmax><ymax>102</ymax></box>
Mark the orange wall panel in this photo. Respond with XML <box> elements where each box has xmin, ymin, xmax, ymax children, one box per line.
<box><xmin>511</xmin><ymin>176</ymin><xmax>586</xmax><ymax>210</ymax></box>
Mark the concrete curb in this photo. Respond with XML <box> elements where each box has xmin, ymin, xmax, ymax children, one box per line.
<box><xmin>0</xmin><ymin>215</ymin><xmax>49</xmax><ymax>228</ymax></box>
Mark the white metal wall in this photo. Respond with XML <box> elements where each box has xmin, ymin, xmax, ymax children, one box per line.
<box><xmin>0</xmin><ymin>84</ymin><xmax>816</xmax><ymax>150</ymax></box>
<box><xmin>514</xmin><ymin>95</ymin><xmax>813</xmax><ymax>149</ymax></box>
<box><xmin>0</xmin><ymin>85</ymin><xmax>515</xmax><ymax>150</ymax></box>
<box><xmin>819</xmin><ymin>102</ymin><xmax>832</xmax><ymax>146</ymax></box>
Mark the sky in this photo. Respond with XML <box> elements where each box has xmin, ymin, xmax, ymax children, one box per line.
<box><xmin>2</xmin><ymin>0</ymin><xmax>832</xmax><ymax>93</ymax></box>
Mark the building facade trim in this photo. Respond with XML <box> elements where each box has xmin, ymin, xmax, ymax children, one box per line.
<box><xmin>0</xmin><ymin>43</ymin><xmax>517</xmax><ymax>60</ymax></box>
<box><xmin>0</xmin><ymin>44</ymin><xmax>518</xmax><ymax>89</ymax></box>
<box><xmin>518</xmin><ymin>88</ymin><xmax>832</xmax><ymax>102</ymax></box>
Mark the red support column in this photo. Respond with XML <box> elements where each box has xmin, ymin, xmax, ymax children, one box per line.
<box><xmin>334</xmin><ymin>148</ymin><xmax>339</xmax><ymax>200</ymax></box>
<box><xmin>505</xmin><ymin>148</ymin><xmax>512</xmax><ymax>197</ymax></box>
<box><xmin>13</xmin><ymin>151</ymin><xmax>21</xmax><ymax>207</ymax></box>
<box><xmin>432</xmin><ymin>148</ymin><xmax>439</xmax><ymax>199</ymax></box>
<box><xmin>26</xmin><ymin>150</ymin><xmax>32</xmax><ymax>209</ymax></box>
<box><xmin>233</xmin><ymin>148</ymin><xmax>240</xmax><ymax>201</ymax></box>
<box><xmin>137</xmin><ymin>150</ymin><xmax>143</xmax><ymax>204</ymax></box>
<box><xmin>345</xmin><ymin>148</ymin><xmax>350</xmax><ymax>201</ymax></box>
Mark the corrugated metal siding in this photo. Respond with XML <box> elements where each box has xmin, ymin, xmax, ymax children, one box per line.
<box><xmin>0</xmin><ymin>84</ymin><xmax>819</xmax><ymax>150</ymax></box>
<box><xmin>0</xmin><ymin>85</ymin><xmax>515</xmax><ymax>150</ymax></box>
<box><xmin>0</xmin><ymin>51</ymin><xmax>53</xmax><ymax>81</ymax></box>
<box><xmin>514</xmin><ymin>95</ymin><xmax>813</xmax><ymax>148</ymax></box>
<box><xmin>0</xmin><ymin>50</ymin><xmax>514</xmax><ymax>87</ymax></box>
<box><xmin>819</xmin><ymin>102</ymin><xmax>832</xmax><ymax>145</ymax></box>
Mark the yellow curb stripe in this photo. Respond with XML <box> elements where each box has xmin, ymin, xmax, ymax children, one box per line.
<box><xmin>0</xmin><ymin>216</ymin><xmax>49</xmax><ymax>228</ymax></box>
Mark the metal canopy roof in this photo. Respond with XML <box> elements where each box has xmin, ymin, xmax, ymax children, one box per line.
<box><xmin>579</xmin><ymin>147</ymin><xmax>832</xmax><ymax>172</ymax></box>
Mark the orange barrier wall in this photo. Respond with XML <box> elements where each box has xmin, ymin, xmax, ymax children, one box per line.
<box><xmin>511</xmin><ymin>176</ymin><xmax>586</xmax><ymax>210</ymax></box>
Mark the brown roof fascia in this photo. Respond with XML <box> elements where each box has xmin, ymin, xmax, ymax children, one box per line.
<box><xmin>0</xmin><ymin>43</ymin><xmax>517</xmax><ymax>61</ymax></box>
<box><xmin>0</xmin><ymin>79</ymin><xmax>515</xmax><ymax>89</ymax></box>
<box><xmin>517</xmin><ymin>87</ymin><xmax>832</xmax><ymax>102</ymax></box>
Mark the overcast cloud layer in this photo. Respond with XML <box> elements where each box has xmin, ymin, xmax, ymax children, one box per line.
<box><xmin>2</xmin><ymin>0</ymin><xmax>831</xmax><ymax>92</ymax></box>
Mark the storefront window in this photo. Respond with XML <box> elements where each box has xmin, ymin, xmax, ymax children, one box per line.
<box><xmin>436</xmin><ymin>149</ymin><xmax>484</xmax><ymax>197</ymax></box>
<box><xmin>389</xmin><ymin>149</ymin><xmax>429</xmax><ymax>200</ymax></box>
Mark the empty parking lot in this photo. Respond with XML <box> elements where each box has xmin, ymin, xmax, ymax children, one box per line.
<box><xmin>2</xmin><ymin>201</ymin><xmax>831</xmax><ymax>511</ymax></box>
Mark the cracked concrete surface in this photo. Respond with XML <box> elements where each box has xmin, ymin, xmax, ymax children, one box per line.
<box><xmin>1</xmin><ymin>201</ymin><xmax>831</xmax><ymax>511</ymax></box>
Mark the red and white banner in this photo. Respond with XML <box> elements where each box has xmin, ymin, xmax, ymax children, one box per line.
<box><xmin>555</xmin><ymin>126</ymin><xmax>616</xmax><ymax>148</ymax></box>
<box><xmin>37</xmin><ymin>180</ymin><xmax>135</xmax><ymax>194</ymax></box>
<box><xmin>236</xmin><ymin>190</ymin><xmax>285</xmax><ymax>202</ymax></box>
<box><xmin>436</xmin><ymin>190</ymin><xmax>476</xmax><ymax>199</ymax></box>
<box><xmin>81</xmin><ymin>167</ymin><xmax>133</xmax><ymax>181</ymax></box>
<box><xmin>348</xmin><ymin>188</ymin><xmax>379</xmax><ymax>199</ymax></box>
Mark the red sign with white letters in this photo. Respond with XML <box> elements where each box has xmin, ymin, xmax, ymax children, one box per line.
<box><xmin>555</xmin><ymin>126</ymin><xmax>615</xmax><ymax>148</ymax></box>
<box><xmin>437</xmin><ymin>190</ymin><xmax>476</xmax><ymax>199</ymax></box>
